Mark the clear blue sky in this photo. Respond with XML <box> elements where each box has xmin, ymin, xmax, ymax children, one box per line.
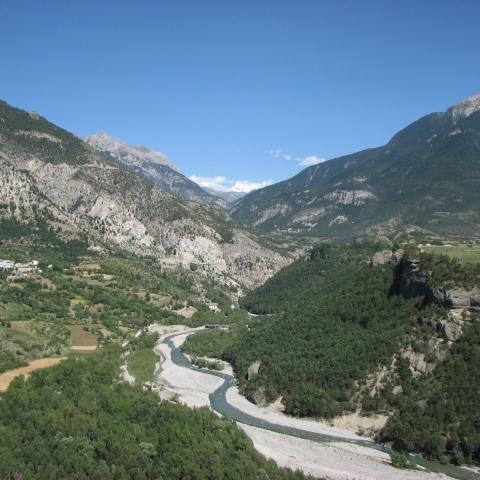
<box><xmin>2</xmin><ymin>1</ymin><xmax>480</xmax><ymax>192</ymax></box>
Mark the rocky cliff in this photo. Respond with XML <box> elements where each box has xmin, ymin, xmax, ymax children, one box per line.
<box><xmin>0</xmin><ymin>100</ymin><xmax>293</xmax><ymax>290</ymax></box>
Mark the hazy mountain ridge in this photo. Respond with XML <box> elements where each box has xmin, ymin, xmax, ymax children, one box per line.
<box><xmin>84</xmin><ymin>132</ymin><xmax>229</xmax><ymax>210</ymax></box>
<box><xmin>230</xmin><ymin>94</ymin><xmax>480</xmax><ymax>242</ymax></box>
<box><xmin>0</xmin><ymin>100</ymin><xmax>294</xmax><ymax>290</ymax></box>
<box><xmin>202</xmin><ymin>187</ymin><xmax>247</xmax><ymax>204</ymax></box>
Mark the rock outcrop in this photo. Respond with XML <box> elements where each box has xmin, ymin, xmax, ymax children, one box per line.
<box><xmin>419</xmin><ymin>316</ymin><xmax>463</xmax><ymax>342</ymax></box>
<box><xmin>428</xmin><ymin>286</ymin><xmax>480</xmax><ymax>309</ymax></box>
<box><xmin>401</xmin><ymin>349</ymin><xmax>436</xmax><ymax>374</ymax></box>
<box><xmin>400</xmin><ymin>256</ymin><xmax>430</xmax><ymax>299</ymax></box>
<box><xmin>248</xmin><ymin>386</ymin><xmax>267</xmax><ymax>407</ymax></box>
<box><xmin>371</xmin><ymin>249</ymin><xmax>404</xmax><ymax>266</ymax></box>
<box><xmin>247</xmin><ymin>361</ymin><xmax>261</xmax><ymax>380</ymax></box>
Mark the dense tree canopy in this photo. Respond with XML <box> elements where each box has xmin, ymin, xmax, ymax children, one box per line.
<box><xmin>183</xmin><ymin>241</ymin><xmax>480</xmax><ymax>465</ymax></box>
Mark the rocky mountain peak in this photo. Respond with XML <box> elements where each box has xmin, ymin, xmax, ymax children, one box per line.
<box><xmin>84</xmin><ymin>131</ymin><xmax>181</xmax><ymax>173</ymax></box>
<box><xmin>448</xmin><ymin>93</ymin><xmax>480</xmax><ymax>122</ymax></box>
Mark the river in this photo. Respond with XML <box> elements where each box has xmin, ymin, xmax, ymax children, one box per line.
<box><xmin>163</xmin><ymin>332</ymin><xmax>480</xmax><ymax>480</ymax></box>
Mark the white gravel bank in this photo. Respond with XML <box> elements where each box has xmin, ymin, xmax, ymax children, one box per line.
<box><xmin>152</xmin><ymin>327</ymin><xmax>224</xmax><ymax>408</ymax></box>
<box><xmin>240</xmin><ymin>424</ymin><xmax>447</xmax><ymax>480</ymax></box>
<box><xmin>150</xmin><ymin>325</ymin><xmax>449</xmax><ymax>480</ymax></box>
<box><xmin>226</xmin><ymin>386</ymin><xmax>362</xmax><ymax>441</ymax></box>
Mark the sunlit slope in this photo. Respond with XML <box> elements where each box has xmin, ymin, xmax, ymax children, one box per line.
<box><xmin>230</xmin><ymin>96</ymin><xmax>480</xmax><ymax>242</ymax></box>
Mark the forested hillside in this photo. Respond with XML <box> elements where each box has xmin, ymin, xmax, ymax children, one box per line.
<box><xmin>183</xmin><ymin>241</ymin><xmax>480</xmax><ymax>465</ymax></box>
<box><xmin>0</xmin><ymin>342</ymin><xmax>311</xmax><ymax>480</ymax></box>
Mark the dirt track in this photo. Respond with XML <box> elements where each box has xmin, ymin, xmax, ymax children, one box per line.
<box><xmin>0</xmin><ymin>357</ymin><xmax>67</xmax><ymax>391</ymax></box>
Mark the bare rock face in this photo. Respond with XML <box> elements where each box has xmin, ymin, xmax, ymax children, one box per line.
<box><xmin>392</xmin><ymin>386</ymin><xmax>403</xmax><ymax>395</ymax></box>
<box><xmin>84</xmin><ymin>131</ymin><xmax>179</xmax><ymax>171</ymax></box>
<box><xmin>448</xmin><ymin>93</ymin><xmax>480</xmax><ymax>123</ymax></box>
<box><xmin>429</xmin><ymin>286</ymin><xmax>480</xmax><ymax>310</ymax></box>
<box><xmin>445</xmin><ymin>288</ymin><xmax>471</xmax><ymax>309</ymax></box>
<box><xmin>401</xmin><ymin>349</ymin><xmax>435</xmax><ymax>374</ymax></box>
<box><xmin>247</xmin><ymin>361</ymin><xmax>261</xmax><ymax>380</ymax></box>
<box><xmin>418</xmin><ymin>316</ymin><xmax>462</xmax><ymax>343</ymax></box>
<box><xmin>372</xmin><ymin>250</ymin><xmax>393</xmax><ymax>266</ymax></box>
<box><xmin>248</xmin><ymin>386</ymin><xmax>267</xmax><ymax>407</ymax></box>
<box><xmin>438</xmin><ymin>320</ymin><xmax>462</xmax><ymax>341</ymax></box>
<box><xmin>321</xmin><ymin>189</ymin><xmax>375</xmax><ymax>205</ymax></box>
<box><xmin>428</xmin><ymin>287</ymin><xmax>446</xmax><ymax>306</ymax></box>
<box><xmin>470</xmin><ymin>290</ymin><xmax>480</xmax><ymax>308</ymax></box>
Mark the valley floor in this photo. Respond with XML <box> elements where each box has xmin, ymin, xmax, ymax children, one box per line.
<box><xmin>151</xmin><ymin>326</ymin><xmax>448</xmax><ymax>480</ymax></box>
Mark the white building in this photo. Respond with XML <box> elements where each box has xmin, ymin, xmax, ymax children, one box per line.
<box><xmin>206</xmin><ymin>302</ymin><xmax>220</xmax><ymax>312</ymax></box>
<box><xmin>15</xmin><ymin>263</ymin><xmax>33</xmax><ymax>273</ymax></box>
<box><xmin>0</xmin><ymin>260</ymin><xmax>14</xmax><ymax>270</ymax></box>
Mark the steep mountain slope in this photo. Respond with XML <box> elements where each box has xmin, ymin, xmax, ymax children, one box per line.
<box><xmin>0</xmin><ymin>100</ymin><xmax>293</xmax><ymax>289</ymax></box>
<box><xmin>84</xmin><ymin>131</ymin><xmax>229</xmax><ymax>209</ymax></box>
<box><xmin>230</xmin><ymin>94</ymin><xmax>480</xmax><ymax>242</ymax></box>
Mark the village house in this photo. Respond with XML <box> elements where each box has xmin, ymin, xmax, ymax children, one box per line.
<box><xmin>0</xmin><ymin>260</ymin><xmax>14</xmax><ymax>270</ymax></box>
<box><xmin>15</xmin><ymin>263</ymin><xmax>33</xmax><ymax>273</ymax></box>
<box><xmin>206</xmin><ymin>302</ymin><xmax>220</xmax><ymax>312</ymax></box>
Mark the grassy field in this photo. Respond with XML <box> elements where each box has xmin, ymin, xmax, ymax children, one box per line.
<box><xmin>67</xmin><ymin>324</ymin><xmax>105</xmax><ymax>346</ymax></box>
<box><xmin>421</xmin><ymin>244</ymin><xmax>480</xmax><ymax>264</ymax></box>
<box><xmin>127</xmin><ymin>348</ymin><xmax>159</xmax><ymax>383</ymax></box>
<box><xmin>74</xmin><ymin>263</ymin><xmax>101</xmax><ymax>270</ymax></box>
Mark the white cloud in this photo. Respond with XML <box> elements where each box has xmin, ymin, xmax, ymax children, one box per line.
<box><xmin>268</xmin><ymin>149</ymin><xmax>282</xmax><ymax>158</ymax></box>
<box><xmin>188</xmin><ymin>175</ymin><xmax>233</xmax><ymax>191</ymax></box>
<box><xmin>189</xmin><ymin>175</ymin><xmax>273</xmax><ymax>193</ymax></box>
<box><xmin>299</xmin><ymin>156</ymin><xmax>326</xmax><ymax>166</ymax></box>
<box><xmin>269</xmin><ymin>150</ymin><xmax>326</xmax><ymax>167</ymax></box>
<box><xmin>229</xmin><ymin>180</ymin><xmax>274</xmax><ymax>193</ymax></box>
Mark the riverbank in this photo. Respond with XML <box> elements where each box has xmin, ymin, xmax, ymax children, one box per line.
<box><xmin>153</xmin><ymin>327</ymin><xmax>449</xmax><ymax>480</ymax></box>
<box><xmin>151</xmin><ymin>326</ymin><xmax>225</xmax><ymax>407</ymax></box>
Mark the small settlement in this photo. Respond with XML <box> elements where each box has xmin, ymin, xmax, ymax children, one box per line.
<box><xmin>0</xmin><ymin>259</ymin><xmax>42</xmax><ymax>281</ymax></box>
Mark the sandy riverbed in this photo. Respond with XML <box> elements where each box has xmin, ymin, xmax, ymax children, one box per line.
<box><xmin>151</xmin><ymin>326</ymin><xmax>448</xmax><ymax>479</ymax></box>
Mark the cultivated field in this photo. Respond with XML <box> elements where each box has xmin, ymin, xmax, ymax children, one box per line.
<box><xmin>0</xmin><ymin>357</ymin><xmax>67</xmax><ymax>391</ymax></box>
<box><xmin>421</xmin><ymin>244</ymin><xmax>480</xmax><ymax>264</ymax></box>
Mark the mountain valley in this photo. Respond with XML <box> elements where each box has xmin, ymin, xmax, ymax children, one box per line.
<box><xmin>1</xmin><ymin>95</ymin><xmax>480</xmax><ymax>477</ymax></box>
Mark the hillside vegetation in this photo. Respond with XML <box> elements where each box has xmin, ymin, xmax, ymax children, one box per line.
<box><xmin>183</xmin><ymin>241</ymin><xmax>480</xmax><ymax>465</ymax></box>
<box><xmin>230</xmin><ymin>95</ymin><xmax>480</xmax><ymax>243</ymax></box>
<box><xmin>0</xmin><ymin>342</ymin><xmax>311</xmax><ymax>480</ymax></box>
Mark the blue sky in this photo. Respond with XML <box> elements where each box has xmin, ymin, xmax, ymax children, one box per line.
<box><xmin>2</xmin><ymin>1</ymin><xmax>480</xmax><ymax>192</ymax></box>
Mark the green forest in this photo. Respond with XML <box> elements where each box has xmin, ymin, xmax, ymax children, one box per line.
<box><xmin>0</xmin><ymin>342</ymin><xmax>311</xmax><ymax>480</ymax></box>
<box><xmin>183</xmin><ymin>241</ymin><xmax>480</xmax><ymax>465</ymax></box>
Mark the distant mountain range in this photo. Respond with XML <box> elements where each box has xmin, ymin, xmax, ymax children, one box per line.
<box><xmin>84</xmin><ymin>132</ymin><xmax>230</xmax><ymax>209</ymax></box>
<box><xmin>201</xmin><ymin>187</ymin><xmax>246</xmax><ymax>204</ymax></box>
<box><xmin>230</xmin><ymin>94</ymin><xmax>480</xmax><ymax>242</ymax></box>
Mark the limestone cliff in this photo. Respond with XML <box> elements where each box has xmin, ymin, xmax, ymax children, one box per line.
<box><xmin>0</xmin><ymin>100</ymin><xmax>293</xmax><ymax>290</ymax></box>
